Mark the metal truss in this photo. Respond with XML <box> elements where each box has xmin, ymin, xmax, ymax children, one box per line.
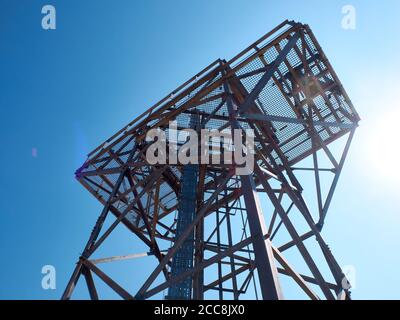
<box><xmin>62</xmin><ymin>20</ymin><xmax>360</xmax><ymax>300</ymax></box>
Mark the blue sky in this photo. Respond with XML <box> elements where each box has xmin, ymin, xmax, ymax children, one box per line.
<box><xmin>1</xmin><ymin>0</ymin><xmax>399</xmax><ymax>299</ymax></box>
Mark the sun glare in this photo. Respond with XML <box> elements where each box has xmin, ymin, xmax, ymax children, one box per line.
<box><xmin>366</xmin><ymin>108</ymin><xmax>400</xmax><ymax>184</ymax></box>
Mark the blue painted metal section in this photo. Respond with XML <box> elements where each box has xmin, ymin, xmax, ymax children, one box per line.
<box><xmin>167</xmin><ymin>113</ymin><xmax>200</xmax><ymax>300</ymax></box>
<box><xmin>167</xmin><ymin>164</ymin><xmax>199</xmax><ymax>299</ymax></box>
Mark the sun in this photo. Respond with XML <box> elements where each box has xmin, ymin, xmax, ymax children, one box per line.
<box><xmin>366</xmin><ymin>108</ymin><xmax>400</xmax><ymax>184</ymax></box>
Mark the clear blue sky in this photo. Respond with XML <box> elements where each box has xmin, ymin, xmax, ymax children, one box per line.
<box><xmin>1</xmin><ymin>0</ymin><xmax>399</xmax><ymax>299</ymax></box>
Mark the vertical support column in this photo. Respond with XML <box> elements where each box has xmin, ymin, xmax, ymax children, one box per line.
<box><xmin>166</xmin><ymin>164</ymin><xmax>199</xmax><ymax>299</ymax></box>
<box><xmin>225</xmin><ymin>188</ymin><xmax>239</xmax><ymax>299</ymax></box>
<box><xmin>167</xmin><ymin>114</ymin><xmax>200</xmax><ymax>300</ymax></box>
<box><xmin>193</xmin><ymin>165</ymin><xmax>205</xmax><ymax>300</ymax></box>
<box><xmin>222</xmin><ymin>71</ymin><xmax>283</xmax><ymax>300</ymax></box>
<box><xmin>240</xmin><ymin>175</ymin><xmax>283</xmax><ymax>300</ymax></box>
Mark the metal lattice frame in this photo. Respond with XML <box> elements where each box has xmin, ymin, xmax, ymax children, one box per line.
<box><xmin>62</xmin><ymin>20</ymin><xmax>360</xmax><ymax>300</ymax></box>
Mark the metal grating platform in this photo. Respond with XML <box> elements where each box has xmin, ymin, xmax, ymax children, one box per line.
<box><xmin>76</xmin><ymin>21</ymin><xmax>359</xmax><ymax>220</ymax></box>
